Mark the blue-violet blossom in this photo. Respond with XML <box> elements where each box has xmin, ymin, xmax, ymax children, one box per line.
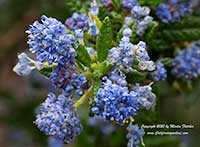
<box><xmin>26</xmin><ymin>15</ymin><xmax>76</xmax><ymax>65</ymax></box>
<box><xmin>35</xmin><ymin>93</ymin><xmax>82</xmax><ymax>144</ymax></box>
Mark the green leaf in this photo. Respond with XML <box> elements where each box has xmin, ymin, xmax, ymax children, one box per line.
<box><xmin>126</xmin><ymin>70</ymin><xmax>146</xmax><ymax>83</ymax></box>
<box><xmin>144</xmin><ymin>21</ymin><xmax>158</xmax><ymax>41</ymax></box>
<box><xmin>161</xmin><ymin>28</ymin><xmax>200</xmax><ymax>42</ymax></box>
<box><xmin>93</xmin><ymin>80</ymin><xmax>102</xmax><ymax>98</ymax></box>
<box><xmin>96</xmin><ymin>17</ymin><xmax>112</xmax><ymax>62</ymax></box>
<box><xmin>39</xmin><ymin>67</ymin><xmax>53</xmax><ymax>77</ymax></box>
<box><xmin>98</xmin><ymin>6</ymin><xmax>107</xmax><ymax>21</ymax></box>
<box><xmin>159</xmin><ymin>57</ymin><xmax>173</xmax><ymax>66</ymax></box>
<box><xmin>66</xmin><ymin>0</ymin><xmax>88</xmax><ymax>15</ymax></box>
<box><xmin>139</xmin><ymin>0</ymin><xmax>164</xmax><ymax>6</ymax></box>
<box><xmin>112</xmin><ymin>0</ymin><xmax>121</xmax><ymax>10</ymax></box>
<box><xmin>91</xmin><ymin>61</ymin><xmax>113</xmax><ymax>79</ymax></box>
<box><xmin>76</xmin><ymin>45</ymin><xmax>92</xmax><ymax>67</ymax></box>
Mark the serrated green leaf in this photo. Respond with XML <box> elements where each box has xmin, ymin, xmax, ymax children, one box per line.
<box><xmin>161</xmin><ymin>28</ymin><xmax>200</xmax><ymax>42</ymax></box>
<box><xmin>76</xmin><ymin>45</ymin><xmax>92</xmax><ymax>67</ymax></box>
<box><xmin>39</xmin><ymin>67</ymin><xmax>53</xmax><ymax>77</ymax></box>
<box><xmin>96</xmin><ymin>17</ymin><xmax>112</xmax><ymax>62</ymax></box>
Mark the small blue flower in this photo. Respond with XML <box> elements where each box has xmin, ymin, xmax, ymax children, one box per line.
<box><xmin>121</xmin><ymin>0</ymin><xmax>139</xmax><ymax>11</ymax></box>
<box><xmin>89</xmin><ymin>22</ymin><xmax>99</xmax><ymax>36</ymax></box>
<box><xmin>35</xmin><ymin>93</ymin><xmax>82</xmax><ymax>144</ymax></box>
<box><xmin>101</xmin><ymin>0</ymin><xmax>113</xmax><ymax>10</ymax></box>
<box><xmin>110</xmin><ymin>69</ymin><xmax>128</xmax><ymax>87</ymax></box>
<box><xmin>65</xmin><ymin>13</ymin><xmax>89</xmax><ymax>31</ymax></box>
<box><xmin>127</xmin><ymin>124</ymin><xmax>145</xmax><ymax>147</ymax></box>
<box><xmin>90</xmin><ymin>0</ymin><xmax>99</xmax><ymax>16</ymax></box>
<box><xmin>151</xmin><ymin>62</ymin><xmax>167</xmax><ymax>81</ymax></box>
<box><xmin>171</xmin><ymin>42</ymin><xmax>200</xmax><ymax>79</ymax></box>
<box><xmin>156</xmin><ymin>4</ymin><xmax>173</xmax><ymax>23</ymax></box>
<box><xmin>26</xmin><ymin>15</ymin><xmax>76</xmax><ymax>65</ymax></box>
<box><xmin>131</xmin><ymin>5</ymin><xmax>150</xmax><ymax>19</ymax></box>
<box><xmin>136</xmin><ymin>16</ymin><xmax>153</xmax><ymax>35</ymax></box>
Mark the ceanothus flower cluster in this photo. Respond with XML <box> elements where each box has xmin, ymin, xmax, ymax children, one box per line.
<box><xmin>131</xmin><ymin>5</ymin><xmax>153</xmax><ymax>36</ymax></box>
<box><xmin>92</xmin><ymin>69</ymin><xmax>156</xmax><ymax>125</ymax></box>
<box><xmin>14</xmin><ymin>15</ymin><xmax>88</xmax><ymax>144</ymax></box>
<box><xmin>132</xmin><ymin>83</ymin><xmax>156</xmax><ymax>110</ymax></box>
<box><xmin>26</xmin><ymin>15</ymin><xmax>76</xmax><ymax>65</ymax></box>
<box><xmin>127</xmin><ymin>124</ymin><xmax>145</xmax><ymax>147</ymax></box>
<box><xmin>156</xmin><ymin>0</ymin><xmax>191</xmax><ymax>23</ymax></box>
<box><xmin>171</xmin><ymin>42</ymin><xmax>200</xmax><ymax>79</ymax></box>
<box><xmin>50</xmin><ymin>63</ymin><xmax>88</xmax><ymax>96</ymax></box>
<box><xmin>134</xmin><ymin>41</ymin><xmax>156</xmax><ymax>71</ymax></box>
<box><xmin>151</xmin><ymin>62</ymin><xmax>167</xmax><ymax>82</ymax></box>
<box><xmin>65</xmin><ymin>13</ymin><xmax>89</xmax><ymax>32</ymax></box>
<box><xmin>108</xmin><ymin>28</ymin><xmax>134</xmax><ymax>69</ymax></box>
<box><xmin>91</xmin><ymin>76</ymin><xmax>141</xmax><ymax>125</ymax></box>
<box><xmin>121</xmin><ymin>0</ymin><xmax>139</xmax><ymax>11</ymax></box>
<box><xmin>35</xmin><ymin>93</ymin><xmax>82</xmax><ymax>144</ymax></box>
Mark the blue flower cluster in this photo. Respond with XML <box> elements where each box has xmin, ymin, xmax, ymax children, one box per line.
<box><xmin>108</xmin><ymin>28</ymin><xmax>134</xmax><ymax>70</ymax></box>
<box><xmin>121</xmin><ymin>0</ymin><xmax>139</xmax><ymax>11</ymax></box>
<box><xmin>134</xmin><ymin>41</ymin><xmax>156</xmax><ymax>71</ymax></box>
<box><xmin>35</xmin><ymin>93</ymin><xmax>82</xmax><ymax>144</ymax></box>
<box><xmin>65</xmin><ymin>13</ymin><xmax>89</xmax><ymax>32</ymax></box>
<box><xmin>50</xmin><ymin>64</ymin><xmax>88</xmax><ymax>96</ymax></box>
<box><xmin>156</xmin><ymin>0</ymin><xmax>191</xmax><ymax>23</ymax></box>
<box><xmin>92</xmin><ymin>68</ymin><xmax>156</xmax><ymax>125</ymax></box>
<box><xmin>171</xmin><ymin>42</ymin><xmax>200</xmax><ymax>79</ymax></box>
<box><xmin>109</xmin><ymin>69</ymin><xmax>128</xmax><ymax>86</ymax></box>
<box><xmin>25</xmin><ymin>15</ymin><xmax>89</xmax><ymax>144</ymax></box>
<box><xmin>132</xmin><ymin>83</ymin><xmax>156</xmax><ymax>110</ymax></box>
<box><xmin>90</xmin><ymin>0</ymin><xmax>99</xmax><ymax>16</ymax></box>
<box><xmin>151</xmin><ymin>62</ymin><xmax>167</xmax><ymax>82</ymax></box>
<box><xmin>108</xmin><ymin>29</ymin><xmax>155</xmax><ymax>71</ymax></box>
<box><xmin>127</xmin><ymin>124</ymin><xmax>145</xmax><ymax>147</ymax></box>
<box><xmin>92</xmin><ymin>76</ymin><xmax>141</xmax><ymax>125</ymax></box>
<box><xmin>26</xmin><ymin>15</ymin><xmax>76</xmax><ymax>65</ymax></box>
<box><xmin>131</xmin><ymin>5</ymin><xmax>153</xmax><ymax>36</ymax></box>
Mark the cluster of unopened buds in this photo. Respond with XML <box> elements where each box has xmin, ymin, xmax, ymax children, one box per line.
<box><xmin>13</xmin><ymin>0</ymin><xmax>196</xmax><ymax>147</ymax></box>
